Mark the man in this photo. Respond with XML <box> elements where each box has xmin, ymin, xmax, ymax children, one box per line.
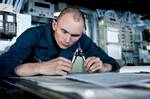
<box><xmin>0</xmin><ymin>7</ymin><xmax>120</xmax><ymax>77</ymax></box>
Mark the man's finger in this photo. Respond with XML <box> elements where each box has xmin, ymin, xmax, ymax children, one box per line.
<box><xmin>57</xmin><ymin>64</ymin><xmax>71</xmax><ymax>73</ymax></box>
<box><xmin>58</xmin><ymin>57</ymin><xmax>72</xmax><ymax>64</ymax></box>
<box><xmin>89</xmin><ymin>63</ymin><xmax>100</xmax><ymax>71</ymax></box>
<box><xmin>56</xmin><ymin>69</ymin><xmax>68</xmax><ymax>75</ymax></box>
<box><xmin>85</xmin><ymin>57</ymin><xmax>97</xmax><ymax>70</ymax></box>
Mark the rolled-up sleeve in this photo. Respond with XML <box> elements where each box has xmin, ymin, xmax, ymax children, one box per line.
<box><xmin>0</xmin><ymin>28</ymin><xmax>39</xmax><ymax>77</ymax></box>
<box><xmin>80</xmin><ymin>34</ymin><xmax>120</xmax><ymax>71</ymax></box>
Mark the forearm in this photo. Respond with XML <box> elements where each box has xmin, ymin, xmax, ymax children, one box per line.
<box><xmin>15</xmin><ymin>62</ymin><xmax>44</xmax><ymax>76</ymax></box>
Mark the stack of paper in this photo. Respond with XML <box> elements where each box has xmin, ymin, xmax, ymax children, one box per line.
<box><xmin>119</xmin><ymin>66</ymin><xmax>150</xmax><ymax>73</ymax></box>
<box><xmin>65</xmin><ymin>72</ymin><xmax>150</xmax><ymax>87</ymax></box>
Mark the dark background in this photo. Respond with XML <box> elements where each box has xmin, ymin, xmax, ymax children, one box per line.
<box><xmin>49</xmin><ymin>0</ymin><xmax>150</xmax><ymax>20</ymax></box>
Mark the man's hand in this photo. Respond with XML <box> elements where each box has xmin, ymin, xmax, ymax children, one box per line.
<box><xmin>38</xmin><ymin>57</ymin><xmax>72</xmax><ymax>75</ymax></box>
<box><xmin>84</xmin><ymin>56</ymin><xmax>112</xmax><ymax>73</ymax></box>
<box><xmin>15</xmin><ymin>57</ymin><xmax>72</xmax><ymax>76</ymax></box>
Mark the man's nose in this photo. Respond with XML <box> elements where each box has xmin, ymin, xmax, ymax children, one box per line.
<box><xmin>65</xmin><ymin>34</ymin><xmax>71</xmax><ymax>42</ymax></box>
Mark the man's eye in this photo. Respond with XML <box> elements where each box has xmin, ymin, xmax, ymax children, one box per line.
<box><xmin>61</xmin><ymin>29</ymin><xmax>68</xmax><ymax>34</ymax></box>
<box><xmin>71</xmin><ymin>34</ymin><xmax>80</xmax><ymax>37</ymax></box>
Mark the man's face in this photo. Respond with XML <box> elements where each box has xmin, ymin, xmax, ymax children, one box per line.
<box><xmin>52</xmin><ymin>13</ymin><xmax>84</xmax><ymax>49</ymax></box>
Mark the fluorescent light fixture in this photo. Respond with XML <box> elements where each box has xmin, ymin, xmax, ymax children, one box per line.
<box><xmin>53</xmin><ymin>11</ymin><xmax>61</xmax><ymax>17</ymax></box>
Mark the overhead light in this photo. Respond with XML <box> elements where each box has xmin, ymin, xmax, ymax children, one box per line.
<box><xmin>53</xmin><ymin>11</ymin><xmax>61</xmax><ymax>17</ymax></box>
<box><xmin>99</xmin><ymin>19</ymin><xmax>104</xmax><ymax>25</ymax></box>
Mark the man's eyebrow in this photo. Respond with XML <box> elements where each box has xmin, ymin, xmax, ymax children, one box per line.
<box><xmin>61</xmin><ymin>28</ymin><xmax>69</xmax><ymax>33</ymax></box>
<box><xmin>61</xmin><ymin>28</ymin><xmax>81</xmax><ymax>36</ymax></box>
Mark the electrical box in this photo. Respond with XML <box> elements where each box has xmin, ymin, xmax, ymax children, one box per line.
<box><xmin>0</xmin><ymin>11</ymin><xmax>16</xmax><ymax>40</ymax></box>
<box><xmin>120</xmin><ymin>23</ymin><xmax>134</xmax><ymax>51</ymax></box>
<box><xmin>28</xmin><ymin>0</ymin><xmax>54</xmax><ymax>18</ymax></box>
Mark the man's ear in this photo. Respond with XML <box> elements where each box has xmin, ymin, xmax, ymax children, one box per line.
<box><xmin>52</xmin><ymin>19</ymin><xmax>57</xmax><ymax>31</ymax></box>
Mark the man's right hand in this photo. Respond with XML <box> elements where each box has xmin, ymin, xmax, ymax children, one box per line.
<box><xmin>38</xmin><ymin>57</ymin><xmax>72</xmax><ymax>75</ymax></box>
<box><xmin>15</xmin><ymin>57</ymin><xmax>72</xmax><ymax>76</ymax></box>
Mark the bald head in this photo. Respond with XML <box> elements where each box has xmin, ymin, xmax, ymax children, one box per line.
<box><xmin>57</xmin><ymin>7</ymin><xmax>84</xmax><ymax>23</ymax></box>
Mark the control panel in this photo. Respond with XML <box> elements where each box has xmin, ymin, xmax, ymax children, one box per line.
<box><xmin>120</xmin><ymin>23</ymin><xmax>134</xmax><ymax>51</ymax></box>
<box><xmin>28</xmin><ymin>0</ymin><xmax>54</xmax><ymax>18</ymax></box>
<box><xmin>0</xmin><ymin>11</ymin><xmax>16</xmax><ymax>40</ymax></box>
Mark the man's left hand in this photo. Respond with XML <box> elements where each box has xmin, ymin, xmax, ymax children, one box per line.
<box><xmin>84</xmin><ymin>56</ymin><xmax>112</xmax><ymax>73</ymax></box>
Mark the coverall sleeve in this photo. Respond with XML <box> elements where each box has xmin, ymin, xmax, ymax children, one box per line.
<box><xmin>0</xmin><ymin>27</ymin><xmax>40</xmax><ymax>77</ymax></box>
<box><xmin>80</xmin><ymin>34</ymin><xmax>120</xmax><ymax>71</ymax></box>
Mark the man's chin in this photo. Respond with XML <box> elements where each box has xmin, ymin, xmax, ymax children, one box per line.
<box><xmin>59</xmin><ymin>43</ymin><xmax>73</xmax><ymax>49</ymax></box>
<box><xmin>59</xmin><ymin>45</ymin><xmax>69</xmax><ymax>49</ymax></box>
